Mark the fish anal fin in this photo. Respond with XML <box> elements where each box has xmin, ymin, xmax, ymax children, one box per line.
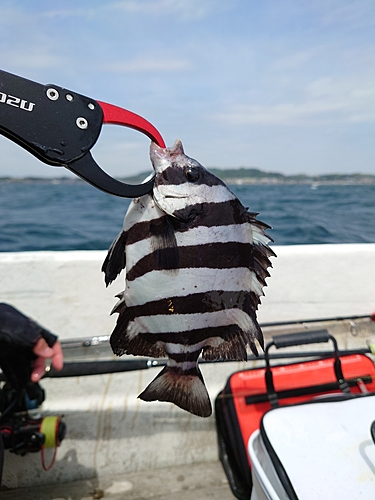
<box><xmin>110</xmin><ymin>308</ymin><xmax>166</xmax><ymax>358</ymax></box>
<box><xmin>203</xmin><ymin>337</ymin><xmax>247</xmax><ymax>361</ymax></box>
<box><xmin>138</xmin><ymin>365</ymin><xmax>212</xmax><ymax>417</ymax></box>
<box><xmin>248</xmin><ymin>317</ymin><xmax>264</xmax><ymax>354</ymax></box>
<box><xmin>202</xmin><ymin>319</ymin><xmax>264</xmax><ymax>361</ymax></box>
<box><xmin>110</xmin><ymin>330</ymin><xmax>166</xmax><ymax>358</ymax></box>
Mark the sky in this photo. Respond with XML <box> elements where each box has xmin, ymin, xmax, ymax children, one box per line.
<box><xmin>0</xmin><ymin>0</ymin><xmax>375</xmax><ymax>179</ymax></box>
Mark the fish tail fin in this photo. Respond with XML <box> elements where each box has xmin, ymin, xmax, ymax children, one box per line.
<box><xmin>138</xmin><ymin>365</ymin><xmax>212</xmax><ymax>417</ymax></box>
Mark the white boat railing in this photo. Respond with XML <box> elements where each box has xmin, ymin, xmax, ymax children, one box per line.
<box><xmin>0</xmin><ymin>244</ymin><xmax>375</xmax><ymax>489</ymax></box>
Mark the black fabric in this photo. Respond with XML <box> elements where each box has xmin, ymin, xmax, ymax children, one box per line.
<box><xmin>0</xmin><ymin>434</ymin><xmax>3</xmax><ymax>486</ymax></box>
<box><xmin>259</xmin><ymin>416</ymin><xmax>299</xmax><ymax>500</ymax></box>
<box><xmin>215</xmin><ymin>383</ymin><xmax>252</xmax><ymax>500</ymax></box>
<box><xmin>0</xmin><ymin>303</ymin><xmax>57</xmax><ymax>352</ymax></box>
<box><xmin>245</xmin><ymin>375</ymin><xmax>372</xmax><ymax>405</ymax></box>
<box><xmin>0</xmin><ymin>303</ymin><xmax>57</xmax><ymax>389</ymax></box>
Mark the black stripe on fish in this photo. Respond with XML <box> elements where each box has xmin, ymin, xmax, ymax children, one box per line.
<box><xmin>113</xmin><ymin>290</ymin><xmax>261</xmax><ymax>319</ymax></box>
<box><xmin>172</xmin><ymin>199</ymin><xmax>255</xmax><ymax>226</ymax></box>
<box><xmin>141</xmin><ymin>325</ymin><xmax>245</xmax><ymax>346</ymax></box>
<box><xmin>126</xmin><ymin>241</ymin><xmax>259</xmax><ymax>282</ymax></box>
<box><xmin>157</xmin><ymin>163</ymin><xmax>226</xmax><ymax>188</ymax></box>
<box><xmin>125</xmin><ymin>200</ymin><xmax>268</xmax><ymax>246</ymax></box>
<box><xmin>166</xmin><ymin>350</ymin><xmax>201</xmax><ymax>364</ymax></box>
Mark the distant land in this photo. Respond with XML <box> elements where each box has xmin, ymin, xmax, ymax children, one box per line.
<box><xmin>1</xmin><ymin>167</ymin><xmax>375</xmax><ymax>185</ymax></box>
<box><xmin>121</xmin><ymin>168</ymin><xmax>375</xmax><ymax>186</ymax></box>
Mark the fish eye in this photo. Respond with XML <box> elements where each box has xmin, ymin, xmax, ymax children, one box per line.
<box><xmin>184</xmin><ymin>166</ymin><xmax>200</xmax><ymax>183</ymax></box>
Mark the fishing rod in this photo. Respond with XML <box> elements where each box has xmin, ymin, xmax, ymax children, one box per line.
<box><xmin>41</xmin><ymin>346</ymin><xmax>372</xmax><ymax>379</ymax></box>
<box><xmin>260</xmin><ymin>313</ymin><xmax>373</xmax><ymax>328</ymax></box>
<box><xmin>0</xmin><ymin>314</ymin><xmax>373</xmax><ymax>381</ymax></box>
<box><xmin>48</xmin><ymin>314</ymin><xmax>374</xmax><ymax>378</ymax></box>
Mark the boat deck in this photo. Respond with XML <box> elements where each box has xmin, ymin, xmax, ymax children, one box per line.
<box><xmin>0</xmin><ymin>461</ymin><xmax>233</xmax><ymax>499</ymax></box>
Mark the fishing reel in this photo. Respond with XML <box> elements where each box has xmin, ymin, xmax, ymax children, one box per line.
<box><xmin>0</xmin><ymin>381</ymin><xmax>66</xmax><ymax>469</ymax></box>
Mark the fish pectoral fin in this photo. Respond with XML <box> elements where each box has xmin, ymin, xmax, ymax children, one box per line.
<box><xmin>102</xmin><ymin>231</ymin><xmax>127</xmax><ymax>286</ymax></box>
<box><xmin>150</xmin><ymin>215</ymin><xmax>180</xmax><ymax>270</ymax></box>
<box><xmin>153</xmin><ymin>247</ymin><xmax>180</xmax><ymax>272</ymax></box>
<box><xmin>138</xmin><ymin>365</ymin><xmax>212</xmax><ymax>418</ymax></box>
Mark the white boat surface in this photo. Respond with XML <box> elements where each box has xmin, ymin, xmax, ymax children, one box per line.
<box><xmin>0</xmin><ymin>243</ymin><xmax>374</xmax><ymax>498</ymax></box>
<box><xmin>248</xmin><ymin>394</ymin><xmax>375</xmax><ymax>500</ymax></box>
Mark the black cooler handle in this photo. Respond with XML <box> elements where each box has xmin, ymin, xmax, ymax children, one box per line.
<box><xmin>265</xmin><ymin>330</ymin><xmax>351</xmax><ymax>407</ymax></box>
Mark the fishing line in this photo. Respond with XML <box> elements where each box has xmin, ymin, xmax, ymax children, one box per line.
<box><xmin>39</xmin><ymin>415</ymin><xmax>62</xmax><ymax>471</ymax></box>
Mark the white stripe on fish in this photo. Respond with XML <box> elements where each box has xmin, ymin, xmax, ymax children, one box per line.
<box><xmin>126</xmin><ymin>309</ymin><xmax>257</xmax><ymax>339</ymax></box>
<box><xmin>122</xmin><ymin>268</ymin><xmax>263</xmax><ymax>307</ymax></box>
<box><xmin>125</xmin><ymin>223</ymin><xmax>255</xmax><ymax>270</ymax></box>
<box><xmin>153</xmin><ymin>183</ymin><xmax>236</xmax><ymax>214</ymax></box>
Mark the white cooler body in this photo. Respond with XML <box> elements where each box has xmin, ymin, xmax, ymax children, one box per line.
<box><xmin>248</xmin><ymin>394</ymin><xmax>375</xmax><ymax>500</ymax></box>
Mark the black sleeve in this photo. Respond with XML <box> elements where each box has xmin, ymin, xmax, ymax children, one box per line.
<box><xmin>0</xmin><ymin>303</ymin><xmax>58</xmax><ymax>390</ymax></box>
<box><xmin>0</xmin><ymin>303</ymin><xmax>57</xmax><ymax>354</ymax></box>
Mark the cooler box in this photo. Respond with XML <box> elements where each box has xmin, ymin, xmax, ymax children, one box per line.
<box><xmin>215</xmin><ymin>330</ymin><xmax>375</xmax><ymax>499</ymax></box>
<box><xmin>248</xmin><ymin>394</ymin><xmax>375</xmax><ymax>500</ymax></box>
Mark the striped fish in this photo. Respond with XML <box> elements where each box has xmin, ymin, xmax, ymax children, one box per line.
<box><xmin>102</xmin><ymin>140</ymin><xmax>275</xmax><ymax>417</ymax></box>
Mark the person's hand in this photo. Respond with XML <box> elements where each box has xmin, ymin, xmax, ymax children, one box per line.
<box><xmin>31</xmin><ymin>338</ymin><xmax>64</xmax><ymax>382</ymax></box>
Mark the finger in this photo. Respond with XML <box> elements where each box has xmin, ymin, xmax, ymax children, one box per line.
<box><xmin>31</xmin><ymin>339</ymin><xmax>64</xmax><ymax>383</ymax></box>
<box><xmin>51</xmin><ymin>341</ymin><xmax>64</xmax><ymax>371</ymax></box>
<box><xmin>32</xmin><ymin>338</ymin><xmax>54</xmax><ymax>358</ymax></box>
<box><xmin>31</xmin><ymin>356</ymin><xmax>46</xmax><ymax>382</ymax></box>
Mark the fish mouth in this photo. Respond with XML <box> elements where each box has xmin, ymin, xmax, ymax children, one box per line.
<box><xmin>153</xmin><ymin>188</ymin><xmax>190</xmax><ymax>219</ymax></box>
<box><xmin>163</xmin><ymin>194</ymin><xmax>186</xmax><ymax>199</ymax></box>
<box><xmin>154</xmin><ymin>190</ymin><xmax>187</xmax><ymax>202</ymax></box>
<box><xmin>153</xmin><ymin>194</ymin><xmax>177</xmax><ymax>218</ymax></box>
<box><xmin>154</xmin><ymin>187</ymin><xmax>187</xmax><ymax>199</ymax></box>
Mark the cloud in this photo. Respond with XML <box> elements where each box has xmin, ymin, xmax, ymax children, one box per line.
<box><xmin>214</xmin><ymin>100</ymin><xmax>375</xmax><ymax>127</ymax></box>
<box><xmin>214</xmin><ymin>102</ymin><xmax>344</xmax><ymax>127</ymax></box>
<box><xmin>0</xmin><ymin>6</ymin><xmax>68</xmax><ymax>71</ymax></box>
<box><xmin>214</xmin><ymin>74</ymin><xmax>375</xmax><ymax>127</ymax></box>
<box><xmin>3</xmin><ymin>51</ymin><xmax>66</xmax><ymax>71</ymax></box>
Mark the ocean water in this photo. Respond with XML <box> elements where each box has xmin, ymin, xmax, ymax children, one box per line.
<box><xmin>0</xmin><ymin>180</ymin><xmax>375</xmax><ymax>252</ymax></box>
